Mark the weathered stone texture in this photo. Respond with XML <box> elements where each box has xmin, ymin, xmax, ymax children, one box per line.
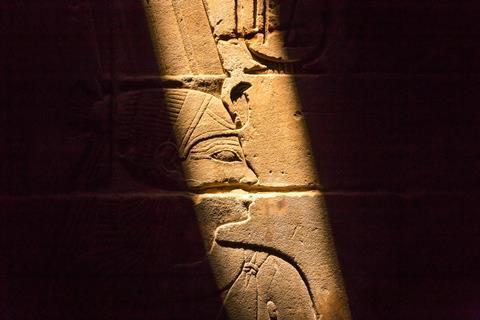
<box><xmin>3</xmin><ymin>0</ymin><xmax>480</xmax><ymax>319</ymax></box>
<box><xmin>142</xmin><ymin>0</ymin><xmax>223</xmax><ymax>76</ymax></box>
<box><xmin>225</xmin><ymin>75</ymin><xmax>320</xmax><ymax>188</ymax></box>
<box><xmin>0</xmin><ymin>192</ymin><xmax>350</xmax><ymax>319</ymax></box>
<box><xmin>196</xmin><ymin>192</ymin><xmax>349</xmax><ymax>319</ymax></box>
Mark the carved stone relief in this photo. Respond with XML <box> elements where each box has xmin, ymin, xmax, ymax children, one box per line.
<box><xmin>116</xmin><ymin>0</ymin><xmax>354</xmax><ymax>318</ymax></box>
<box><xmin>204</xmin><ymin>0</ymin><xmax>326</xmax><ymax>64</ymax></box>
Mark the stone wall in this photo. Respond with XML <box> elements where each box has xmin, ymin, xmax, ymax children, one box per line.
<box><xmin>1</xmin><ymin>1</ymin><xmax>480</xmax><ymax>319</ymax></box>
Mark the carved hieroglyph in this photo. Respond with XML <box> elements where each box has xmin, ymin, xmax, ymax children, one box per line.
<box><xmin>131</xmin><ymin>0</ymin><xmax>351</xmax><ymax>319</ymax></box>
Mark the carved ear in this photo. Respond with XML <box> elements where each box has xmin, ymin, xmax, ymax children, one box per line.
<box><xmin>222</xmin><ymin>80</ymin><xmax>252</xmax><ymax>129</ymax></box>
<box><xmin>229</xmin><ymin>81</ymin><xmax>252</xmax><ymax>103</ymax></box>
<box><xmin>221</xmin><ymin>79</ymin><xmax>252</xmax><ymax>107</ymax></box>
<box><xmin>154</xmin><ymin>141</ymin><xmax>183</xmax><ymax>182</ymax></box>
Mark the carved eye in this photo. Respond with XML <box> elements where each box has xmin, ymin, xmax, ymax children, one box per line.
<box><xmin>211</xmin><ymin>150</ymin><xmax>241</xmax><ymax>162</ymax></box>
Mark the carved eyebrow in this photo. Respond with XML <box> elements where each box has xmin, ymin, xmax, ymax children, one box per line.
<box><xmin>190</xmin><ymin>144</ymin><xmax>243</xmax><ymax>157</ymax></box>
<box><xmin>190</xmin><ymin>139</ymin><xmax>241</xmax><ymax>154</ymax></box>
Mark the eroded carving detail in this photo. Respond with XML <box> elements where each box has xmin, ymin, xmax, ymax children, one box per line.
<box><xmin>195</xmin><ymin>196</ymin><xmax>318</xmax><ymax>320</ymax></box>
<box><xmin>114</xmin><ymin>86</ymin><xmax>319</xmax><ymax>317</ymax></box>
<box><xmin>204</xmin><ymin>0</ymin><xmax>327</xmax><ymax>71</ymax></box>
<box><xmin>115</xmin><ymin>87</ymin><xmax>257</xmax><ymax>189</ymax></box>
<box><xmin>137</xmin><ymin>1</ymin><xmax>351</xmax><ymax>318</ymax></box>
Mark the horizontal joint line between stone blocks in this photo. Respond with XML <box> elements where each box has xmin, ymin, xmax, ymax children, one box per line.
<box><xmin>0</xmin><ymin>190</ymin><xmax>476</xmax><ymax>201</ymax></box>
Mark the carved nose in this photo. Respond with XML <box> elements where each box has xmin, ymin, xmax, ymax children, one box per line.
<box><xmin>240</xmin><ymin>168</ymin><xmax>258</xmax><ymax>185</ymax></box>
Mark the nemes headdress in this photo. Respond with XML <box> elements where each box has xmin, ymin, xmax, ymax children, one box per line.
<box><xmin>116</xmin><ymin>89</ymin><xmax>241</xmax><ymax>162</ymax></box>
<box><xmin>164</xmin><ymin>89</ymin><xmax>239</xmax><ymax>159</ymax></box>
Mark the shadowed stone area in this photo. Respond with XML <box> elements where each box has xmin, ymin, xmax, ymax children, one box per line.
<box><xmin>138</xmin><ymin>0</ymin><xmax>350</xmax><ymax>318</ymax></box>
<box><xmin>2</xmin><ymin>1</ymin><xmax>480</xmax><ymax>319</ymax></box>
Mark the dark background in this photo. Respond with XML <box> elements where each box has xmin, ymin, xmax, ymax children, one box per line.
<box><xmin>1</xmin><ymin>1</ymin><xmax>480</xmax><ymax>319</ymax></box>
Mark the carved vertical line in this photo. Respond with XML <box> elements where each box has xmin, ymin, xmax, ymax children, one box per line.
<box><xmin>263</xmin><ymin>0</ymin><xmax>267</xmax><ymax>43</ymax></box>
<box><xmin>253</xmin><ymin>0</ymin><xmax>257</xmax><ymax>29</ymax></box>
<box><xmin>234</xmin><ymin>0</ymin><xmax>239</xmax><ymax>35</ymax></box>
<box><xmin>200</xmin><ymin>0</ymin><xmax>211</xmax><ymax>28</ymax></box>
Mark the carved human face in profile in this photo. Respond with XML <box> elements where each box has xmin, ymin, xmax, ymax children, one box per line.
<box><xmin>166</xmin><ymin>89</ymin><xmax>258</xmax><ymax>189</ymax></box>
<box><xmin>183</xmin><ymin>135</ymin><xmax>257</xmax><ymax>188</ymax></box>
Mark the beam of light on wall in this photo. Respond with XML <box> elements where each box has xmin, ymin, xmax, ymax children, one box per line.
<box><xmin>140</xmin><ymin>0</ymin><xmax>351</xmax><ymax>319</ymax></box>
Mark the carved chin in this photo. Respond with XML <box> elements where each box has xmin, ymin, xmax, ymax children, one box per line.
<box><xmin>181</xmin><ymin>158</ymin><xmax>257</xmax><ymax>189</ymax></box>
